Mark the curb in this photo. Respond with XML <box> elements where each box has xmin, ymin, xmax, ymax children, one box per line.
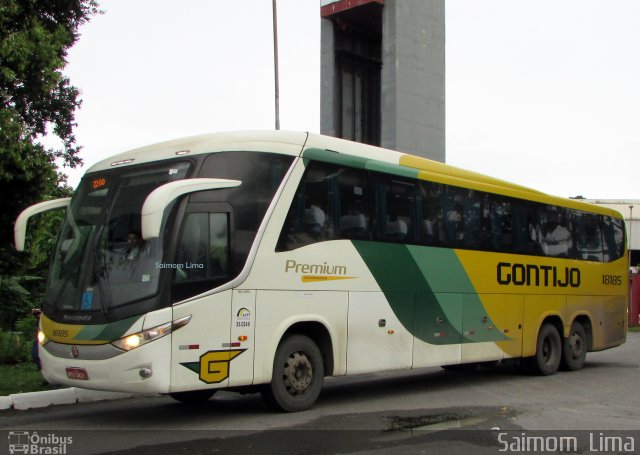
<box><xmin>1</xmin><ymin>388</ymin><xmax>138</xmax><ymax>411</ymax></box>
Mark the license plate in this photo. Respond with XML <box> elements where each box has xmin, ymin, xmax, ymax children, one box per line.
<box><xmin>66</xmin><ymin>367</ymin><xmax>89</xmax><ymax>380</ymax></box>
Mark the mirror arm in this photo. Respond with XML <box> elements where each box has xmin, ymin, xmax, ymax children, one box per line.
<box><xmin>141</xmin><ymin>178</ymin><xmax>241</xmax><ymax>239</ymax></box>
<box><xmin>14</xmin><ymin>198</ymin><xmax>72</xmax><ymax>252</ymax></box>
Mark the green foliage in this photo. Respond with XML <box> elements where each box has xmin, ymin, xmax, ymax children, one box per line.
<box><xmin>15</xmin><ymin>314</ymin><xmax>38</xmax><ymax>338</ymax></box>
<box><xmin>0</xmin><ymin>1</ymin><xmax>100</xmax><ymax>325</ymax></box>
<box><xmin>0</xmin><ymin>0</ymin><xmax>99</xmax><ymax>156</ymax></box>
<box><xmin>1</xmin><ymin>0</ymin><xmax>99</xmax><ymax>258</ymax></box>
<box><xmin>0</xmin><ymin>362</ymin><xmax>54</xmax><ymax>395</ymax></box>
<box><xmin>0</xmin><ymin>275</ymin><xmax>40</xmax><ymax>330</ymax></box>
<box><xmin>0</xmin><ymin>330</ymin><xmax>31</xmax><ymax>364</ymax></box>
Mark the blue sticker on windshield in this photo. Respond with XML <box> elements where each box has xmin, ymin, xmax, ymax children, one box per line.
<box><xmin>81</xmin><ymin>289</ymin><xmax>94</xmax><ymax>310</ymax></box>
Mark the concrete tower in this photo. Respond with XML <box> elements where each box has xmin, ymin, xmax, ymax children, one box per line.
<box><xmin>320</xmin><ymin>0</ymin><xmax>445</xmax><ymax>163</ymax></box>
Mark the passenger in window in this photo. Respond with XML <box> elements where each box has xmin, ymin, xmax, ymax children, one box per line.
<box><xmin>303</xmin><ymin>199</ymin><xmax>326</xmax><ymax>240</ymax></box>
<box><xmin>422</xmin><ymin>210</ymin><xmax>441</xmax><ymax>244</ymax></box>
<box><xmin>529</xmin><ymin>220</ymin><xmax>542</xmax><ymax>253</ymax></box>
<box><xmin>445</xmin><ymin>194</ymin><xmax>463</xmax><ymax>244</ymax></box>
<box><xmin>542</xmin><ymin>214</ymin><xmax>573</xmax><ymax>257</ymax></box>
<box><xmin>278</xmin><ymin>199</ymin><xmax>327</xmax><ymax>249</ymax></box>
<box><xmin>386</xmin><ymin>213</ymin><xmax>408</xmax><ymax>241</ymax></box>
<box><xmin>340</xmin><ymin>200</ymin><xmax>368</xmax><ymax>239</ymax></box>
<box><xmin>463</xmin><ymin>191</ymin><xmax>482</xmax><ymax>248</ymax></box>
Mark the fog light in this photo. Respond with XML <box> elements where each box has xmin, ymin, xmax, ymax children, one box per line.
<box><xmin>139</xmin><ymin>368</ymin><xmax>153</xmax><ymax>378</ymax></box>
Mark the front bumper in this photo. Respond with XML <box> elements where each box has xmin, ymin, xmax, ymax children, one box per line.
<box><xmin>39</xmin><ymin>335</ymin><xmax>172</xmax><ymax>394</ymax></box>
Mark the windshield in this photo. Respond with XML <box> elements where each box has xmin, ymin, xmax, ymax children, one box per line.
<box><xmin>45</xmin><ymin>161</ymin><xmax>191</xmax><ymax>317</ymax></box>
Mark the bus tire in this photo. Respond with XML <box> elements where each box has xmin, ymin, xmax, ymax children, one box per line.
<box><xmin>169</xmin><ymin>389</ymin><xmax>216</xmax><ymax>404</ymax></box>
<box><xmin>560</xmin><ymin>321</ymin><xmax>587</xmax><ymax>371</ymax></box>
<box><xmin>261</xmin><ymin>334</ymin><xmax>324</xmax><ymax>412</ymax></box>
<box><xmin>526</xmin><ymin>323</ymin><xmax>562</xmax><ymax>376</ymax></box>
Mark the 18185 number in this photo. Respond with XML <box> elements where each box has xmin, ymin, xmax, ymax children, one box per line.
<box><xmin>602</xmin><ymin>274</ymin><xmax>622</xmax><ymax>285</ymax></box>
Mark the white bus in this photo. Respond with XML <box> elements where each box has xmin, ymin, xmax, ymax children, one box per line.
<box><xmin>15</xmin><ymin>131</ymin><xmax>628</xmax><ymax>412</ymax></box>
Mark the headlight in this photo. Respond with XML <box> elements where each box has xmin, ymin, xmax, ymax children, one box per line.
<box><xmin>37</xmin><ymin>330</ymin><xmax>47</xmax><ymax>345</ymax></box>
<box><xmin>111</xmin><ymin>315</ymin><xmax>191</xmax><ymax>351</ymax></box>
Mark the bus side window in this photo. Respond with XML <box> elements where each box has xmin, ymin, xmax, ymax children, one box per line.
<box><xmin>338</xmin><ymin>168</ymin><xmax>370</xmax><ymax>240</ymax></box>
<box><xmin>371</xmin><ymin>174</ymin><xmax>414</xmax><ymax>243</ymax></box>
<box><xmin>538</xmin><ymin>206</ymin><xmax>574</xmax><ymax>258</ymax></box>
<box><xmin>490</xmin><ymin>197</ymin><xmax>514</xmax><ymax>252</ymax></box>
<box><xmin>612</xmin><ymin>217</ymin><xmax>626</xmax><ymax>260</ymax></box>
<box><xmin>419</xmin><ymin>181</ymin><xmax>444</xmax><ymax>246</ymax></box>
<box><xmin>277</xmin><ymin>161</ymin><xmax>337</xmax><ymax>251</ymax></box>
<box><xmin>173</xmin><ymin>212</ymin><xmax>229</xmax><ymax>301</ymax></box>
<box><xmin>463</xmin><ymin>190</ymin><xmax>485</xmax><ymax>249</ymax></box>
<box><xmin>442</xmin><ymin>187</ymin><xmax>464</xmax><ymax>247</ymax></box>
<box><xmin>602</xmin><ymin>215</ymin><xmax>625</xmax><ymax>262</ymax></box>
<box><xmin>507</xmin><ymin>201</ymin><xmax>530</xmax><ymax>254</ymax></box>
<box><xmin>175</xmin><ymin>213</ymin><xmax>207</xmax><ymax>282</ymax></box>
<box><xmin>575</xmin><ymin>212</ymin><xmax>604</xmax><ymax>262</ymax></box>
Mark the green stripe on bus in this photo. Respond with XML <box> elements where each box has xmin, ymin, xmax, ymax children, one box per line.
<box><xmin>73</xmin><ymin>324</ymin><xmax>105</xmax><ymax>341</ymax></box>
<box><xmin>407</xmin><ymin>246</ymin><xmax>508</xmax><ymax>343</ymax></box>
<box><xmin>303</xmin><ymin>148</ymin><xmax>369</xmax><ymax>169</ymax></box>
<box><xmin>352</xmin><ymin>241</ymin><xmax>463</xmax><ymax>345</ymax></box>
<box><xmin>352</xmin><ymin>241</ymin><xmax>508</xmax><ymax>344</ymax></box>
<box><xmin>75</xmin><ymin>316</ymin><xmax>141</xmax><ymax>342</ymax></box>
<box><xmin>303</xmin><ymin>148</ymin><xmax>420</xmax><ymax>180</ymax></box>
<box><xmin>365</xmin><ymin>161</ymin><xmax>420</xmax><ymax>179</ymax></box>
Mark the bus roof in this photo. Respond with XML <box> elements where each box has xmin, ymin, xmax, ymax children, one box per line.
<box><xmin>85</xmin><ymin>130</ymin><xmax>622</xmax><ymax>219</ymax></box>
<box><xmin>86</xmin><ymin>130</ymin><xmax>309</xmax><ymax>173</ymax></box>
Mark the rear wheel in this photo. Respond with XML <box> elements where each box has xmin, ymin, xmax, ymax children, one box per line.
<box><xmin>560</xmin><ymin>321</ymin><xmax>587</xmax><ymax>371</ymax></box>
<box><xmin>169</xmin><ymin>389</ymin><xmax>216</xmax><ymax>404</ymax></box>
<box><xmin>526</xmin><ymin>323</ymin><xmax>562</xmax><ymax>376</ymax></box>
<box><xmin>261</xmin><ymin>335</ymin><xmax>324</xmax><ymax>412</ymax></box>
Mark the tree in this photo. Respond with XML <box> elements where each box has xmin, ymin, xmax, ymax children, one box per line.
<box><xmin>0</xmin><ymin>0</ymin><xmax>99</xmax><ymax>328</ymax></box>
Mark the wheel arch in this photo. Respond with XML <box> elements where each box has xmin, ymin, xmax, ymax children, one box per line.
<box><xmin>571</xmin><ymin>314</ymin><xmax>593</xmax><ymax>352</ymax></box>
<box><xmin>257</xmin><ymin>316</ymin><xmax>336</xmax><ymax>384</ymax></box>
<box><xmin>541</xmin><ymin>314</ymin><xmax>564</xmax><ymax>340</ymax></box>
<box><xmin>282</xmin><ymin>321</ymin><xmax>334</xmax><ymax>377</ymax></box>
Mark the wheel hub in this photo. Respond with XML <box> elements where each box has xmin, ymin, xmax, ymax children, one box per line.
<box><xmin>568</xmin><ymin>333</ymin><xmax>583</xmax><ymax>358</ymax></box>
<box><xmin>283</xmin><ymin>351</ymin><xmax>313</xmax><ymax>394</ymax></box>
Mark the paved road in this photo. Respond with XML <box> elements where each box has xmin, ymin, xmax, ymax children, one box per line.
<box><xmin>2</xmin><ymin>333</ymin><xmax>639</xmax><ymax>454</ymax></box>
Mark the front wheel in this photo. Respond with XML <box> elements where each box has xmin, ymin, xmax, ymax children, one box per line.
<box><xmin>261</xmin><ymin>335</ymin><xmax>324</xmax><ymax>412</ymax></box>
<box><xmin>526</xmin><ymin>323</ymin><xmax>562</xmax><ymax>376</ymax></box>
<box><xmin>560</xmin><ymin>321</ymin><xmax>587</xmax><ymax>371</ymax></box>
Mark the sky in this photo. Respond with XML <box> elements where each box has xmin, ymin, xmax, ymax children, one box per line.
<box><xmin>54</xmin><ymin>0</ymin><xmax>640</xmax><ymax>200</ymax></box>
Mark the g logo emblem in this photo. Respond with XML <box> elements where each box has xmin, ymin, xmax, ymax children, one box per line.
<box><xmin>71</xmin><ymin>345</ymin><xmax>80</xmax><ymax>359</ymax></box>
<box><xmin>198</xmin><ymin>350</ymin><xmax>244</xmax><ymax>384</ymax></box>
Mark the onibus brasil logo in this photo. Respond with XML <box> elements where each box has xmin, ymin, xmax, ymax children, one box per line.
<box><xmin>8</xmin><ymin>431</ymin><xmax>72</xmax><ymax>454</ymax></box>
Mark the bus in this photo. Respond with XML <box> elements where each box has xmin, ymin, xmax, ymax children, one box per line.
<box><xmin>14</xmin><ymin>131</ymin><xmax>628</xmax><ymax>412</ymax></box>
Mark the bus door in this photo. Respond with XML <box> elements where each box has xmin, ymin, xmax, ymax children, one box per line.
<box><xmin>169</xmin><ymin>203</ymin><xmax>236</xmax><ymax>392</ymax></box>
